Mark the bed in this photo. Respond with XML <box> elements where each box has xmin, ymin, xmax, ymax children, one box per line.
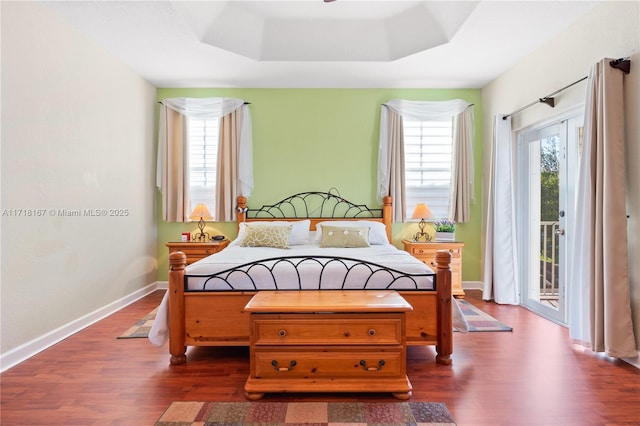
<box><xmin>151</xmin><ymin>192</ymin><xmax>458</xmax><ymax>366</ymax></box>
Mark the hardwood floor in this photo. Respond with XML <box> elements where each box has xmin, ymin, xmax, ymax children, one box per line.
<box><xmin>1</xmin><ymin>289</ymin><xmax>638</xmax><ymax>425</ymax></box>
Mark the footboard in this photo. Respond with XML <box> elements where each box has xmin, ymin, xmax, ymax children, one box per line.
<box><xmin>168</xmin><ymin>250</ymin><xmax>453</xmax><ymax>365</ymax></box>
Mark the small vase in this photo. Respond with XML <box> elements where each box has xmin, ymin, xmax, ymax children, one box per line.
<box><xmin>435</xmin><ymin>231</ymin><xmax>455</xmax><ymax>242</ymax></box>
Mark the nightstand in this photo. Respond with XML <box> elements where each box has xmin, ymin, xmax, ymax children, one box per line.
<box><xmin>166</xmin><ymin>240</ymin><xmax>230</xmax><ymax>265</ymax></box>
<box><xmin>402</xmin><ymin>240</ymin><xmax>465</xmax><ymax>298</ymax></box>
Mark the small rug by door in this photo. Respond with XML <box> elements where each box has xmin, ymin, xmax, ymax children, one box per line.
<box><xmin>117</xmin><ymin>307</ymin><xmax>157</xmax><ymax>339</ymax></box>
<box><xmin>155</xmin><ymin>401</ymin><xmax>456</xmax><ymax>425</ymax></box>
<box><xmin>456</xmin><ymin>299</ymin><xmax>512</xmax><ymax>332</ymax></box>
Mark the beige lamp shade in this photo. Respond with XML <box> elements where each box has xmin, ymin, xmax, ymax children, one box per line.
<box><xmin>189</xmin><ymin>203</ymin><xmax>213</xmax><ymax>221</ymax></box>
<box><xmin>411</xmin><ymin>203</ymin><xmax>433</xmax><ymax>242</ymax></box>
<box><xmin>411</xmin><ymin>203</ymin><xmax>433</xmax><ymax>220</ymax></box>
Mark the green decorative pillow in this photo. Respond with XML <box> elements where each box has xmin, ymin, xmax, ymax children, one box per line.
<box><xmin>320</xmin><ymin>226</ymin><xmax>370</xmax><ymax>248</ymax></box>
<box><xmin>240</xmin><ymin>224</ymin><xmax>292</xmax><ymax>249</ymax></box>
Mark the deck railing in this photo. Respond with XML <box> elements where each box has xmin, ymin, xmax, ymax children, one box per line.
<box><xmin>540</xmin><ymin>221</ymin><xmax>560</xmax><ymax>300</ymax></box>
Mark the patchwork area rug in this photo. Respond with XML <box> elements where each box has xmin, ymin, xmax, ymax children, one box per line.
<box><xmin>117</xmin><ymin>307</ymin><xmax>158</xmax><ymax>339</ymax></box>
<box><xmin>456</xmin><ymin>299</ymin><xmax>512</xmax><ymax>332</ymax></box>
<box><xmin>155</xmin><ymin>401</ymin><xmax>456</xmax><ymax>425</ymax></box>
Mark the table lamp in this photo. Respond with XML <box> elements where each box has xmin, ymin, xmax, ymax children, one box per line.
<box><xmin>189</xmin><ymin>203</ymin><xmax>213</xmax><ymax>242</ymax></box>
<box><xmin>411</xmin><ymin>203</ymin><xmax>433</xmax><ymax>242</ymax></box>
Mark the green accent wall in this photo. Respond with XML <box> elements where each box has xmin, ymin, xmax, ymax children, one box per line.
<box><xmin>156</xmin><ymin>88</ymin><xmax>483</xmax><ymax>282</ymax></box>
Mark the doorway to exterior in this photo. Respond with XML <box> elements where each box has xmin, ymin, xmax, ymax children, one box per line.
<box><xmin>517</xmin><ymin>113</ymin><xmax>582</xmax><ymax>325</ymax></box>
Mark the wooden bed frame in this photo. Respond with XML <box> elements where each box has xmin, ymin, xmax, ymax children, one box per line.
<box><xmin>167</xmin><ymin>194</ymin><xmax>453</xmax><ymax>366</ymax></box>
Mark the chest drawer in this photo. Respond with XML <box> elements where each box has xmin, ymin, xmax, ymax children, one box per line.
<box><xmin>253</xmin><ymin>347</ymin><xmax>404</xmax><ymax>379</ymax></box>
<box><xmin>252</xmin><ymin>313</ymin><xmax>404</xmax><ymax>346</ymax></box>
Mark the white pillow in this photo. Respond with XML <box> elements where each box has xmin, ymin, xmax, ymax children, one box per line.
<box><xmin>236</xmin><ymin>220</ymin><xmax>311</xmax><ymax>245</ymax></box>
<box><xmin>314</xmin><ymin>220</ymin><xmax>389</xmax><ymax>245</ymax></box>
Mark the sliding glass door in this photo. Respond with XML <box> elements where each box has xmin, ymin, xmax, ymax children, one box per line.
<box><xmin>517</xmin><ymin>114</ymin><xmax>582</xmax><ymax>324</ymax></box>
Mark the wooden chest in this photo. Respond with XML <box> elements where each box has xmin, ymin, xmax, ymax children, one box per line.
<box><xmin>244</xmin><ymin>290</ymin><xmax>413</xmax><ymax>400</ymax></box>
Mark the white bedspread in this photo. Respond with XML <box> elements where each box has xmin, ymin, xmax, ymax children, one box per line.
<box><xmin>185</xmin><ymin>244</ymin><xmax>435</xmax><ymax>291</ymax></box>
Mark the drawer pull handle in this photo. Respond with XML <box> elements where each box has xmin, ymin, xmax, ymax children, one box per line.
<box><xmin>368</xmin><ymin>329</ymin><xmax>376</xmax><ymax>336</ymax></box>
<box><xmin>278</xmin><ymin>329</ymin><xmax>287</xmax><ymax>337</ymax></box>
<box><xmin>359</xmin><ymin>359</ymin><xmax>385</xmax><ymax>371</ymax></box>
<box><xmin>271</xmin><ymin>360</ymin><xmax>296</xmax><ymax>372</ymax></box>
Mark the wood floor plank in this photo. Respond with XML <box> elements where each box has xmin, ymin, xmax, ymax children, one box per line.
<box><xmin>1</xmin><ymin>290</ymin><xmax>638</xmax><ymax>425</ymax></box>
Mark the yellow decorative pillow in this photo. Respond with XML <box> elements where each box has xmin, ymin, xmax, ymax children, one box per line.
<box><xmin>240</xmin><ymin>224</ymin><xmax>292</xmax><ymax>249</ymax></box>
<box><xmin>320</xmin><ymin>226</ymin><xmax>370</xmax><ymax>248</ymax></box>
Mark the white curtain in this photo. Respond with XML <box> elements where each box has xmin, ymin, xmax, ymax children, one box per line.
<box><xmin>567</xmin><ymin>59</ymin><xmax>637</xmax><ymax>357</ymax></box>
<box><xmin>156</xmin><ymin>97</ymin><xmax>253</xmax><ymax>221</ymax></box>
<box><xmin>377</xmin><ymin>99</ymin><xmax>473</xmax><ymax>222</ymax></box>
<box><xmin>482</xmin><ymin>115</ymin><xmax>519</xmax><ymax>305</ymax></box>
<box><xmin>158</xmin><ymin>97</ymin><xmax>245</xmax><ymax>120</ymax></box>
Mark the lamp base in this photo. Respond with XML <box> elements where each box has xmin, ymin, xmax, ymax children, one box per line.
<box><xmin>413</xmin><ymin>232</ymin><xmax>431</xmax><ymax>243</ymax></box>
<box><xmin>413</xmin><ymin>231</ymin><xmax>432</xmax><ymax>243</ymax></box>
<box><xmin>192</xmin><ymin>217</ymin><xmax>211</xmax><ymax>242</ymax></box>
<box><xmin>191</xmin><ymin>231</ymin><xmax>211</xmax><ymax>242</ymax></box>
<box><xmin>413</xmin><ymin>218</ymin><xmax>432</xmax><ymax>242</ymax></box>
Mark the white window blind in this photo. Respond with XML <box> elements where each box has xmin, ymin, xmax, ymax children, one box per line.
<box><xmin>404</xmin><ymin>119</ymin><xmax>453</xmax><ymax>219</ymax></box>
<box><xmin>188</xmin><ymin>117</ymin><xmax>218</xmax><ymax>215</ymax></box>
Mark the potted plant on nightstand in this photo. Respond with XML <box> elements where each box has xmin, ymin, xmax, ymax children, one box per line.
<box><xmin>434</xmin><ymin>219</ymin><xmax>456</xmax><ymax>242</ymax></box>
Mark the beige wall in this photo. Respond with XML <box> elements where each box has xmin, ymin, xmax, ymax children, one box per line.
<box><xmin>1</xmin><ymin>2</ymin><xmax>157</xmax><ymax>358</ymax></box>
<box><xmin>482</xmin><ymin>1</ymin><xmax>640</xmax><ymax>350</ymax></box>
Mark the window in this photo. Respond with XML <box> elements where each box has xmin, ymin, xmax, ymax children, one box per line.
<box><xmin>188</xmin><ymin>117</ymin><xmax>218</xmax><ymax>215</ymax></box>
<box><xmin>157</xmin><ymin>97</ymin><xmax>252</xmax><ymax>223</ymax></box>
<box><xmin>378</xmin><ymin>99</ymin><xmax>472</xmax><ymax>222</ymax></box>
<box><xmin>403</xmin><ymin>118</ymin><xmax>453</xmax><ymax>219</ymax></box>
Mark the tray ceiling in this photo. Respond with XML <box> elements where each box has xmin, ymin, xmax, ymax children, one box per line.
<box><xmin>43</xmin><ymin>0</ymin><xmax>599</xmax><ymax>88</ymax></box>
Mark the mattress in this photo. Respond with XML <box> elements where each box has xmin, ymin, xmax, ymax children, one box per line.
<box><xmin>184</xmin><ymin>243</ymin><xmax>436</xmax><ymax>291</ymax></box>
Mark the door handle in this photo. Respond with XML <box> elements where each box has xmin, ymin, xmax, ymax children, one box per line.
<box><xmin>555</xmin><ymin>229</ymin><xmax>565</xmax><ymax>235</ymax></box>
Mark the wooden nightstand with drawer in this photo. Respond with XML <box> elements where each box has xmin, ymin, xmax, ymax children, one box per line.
<box><xmin>165</xmin><ymin>240</ymin><xmax>229</xmax><ymax>265</ymax></box>
<box><xmin>402</xmin><ymin>240</ymin><xmax>464</xmax><ymax>298</ymax></box>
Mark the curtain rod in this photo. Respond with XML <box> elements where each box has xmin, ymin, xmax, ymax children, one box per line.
<box><xmin>157</xmin><ymin>101</ymin><xmax>251</xmax><ymax>105</ymax></box>
<box><xmin>502</xmin><ymin>57</ymin><xmax>630</xmax><ymax>120</ymax></box>
<box><xmin>381</xmin><ymin>102</ymin><xmax>475</xmax><ymax>107</ymax></box>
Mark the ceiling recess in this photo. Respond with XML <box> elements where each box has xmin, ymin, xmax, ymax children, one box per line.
<box><xmin>180</xmin><ymin>1</ymin><xmax>478</xmax><ymax>62</ymax></box>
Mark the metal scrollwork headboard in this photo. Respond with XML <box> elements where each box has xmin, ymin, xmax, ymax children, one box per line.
<box><xmin>244</xmin><ymin>191</ymin><xmax>382</xmax><ymax>219</ymax></box>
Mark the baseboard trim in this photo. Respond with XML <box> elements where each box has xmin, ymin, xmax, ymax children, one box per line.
<box><xmin>462</xmin><ymin>280</ymin><xmax>483</xmax><ymax>291</ymax></box>
<box><xmin>0</xmin><ymin>282</ymin><xmax>162</xmax><ymax>373</ymax></box>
